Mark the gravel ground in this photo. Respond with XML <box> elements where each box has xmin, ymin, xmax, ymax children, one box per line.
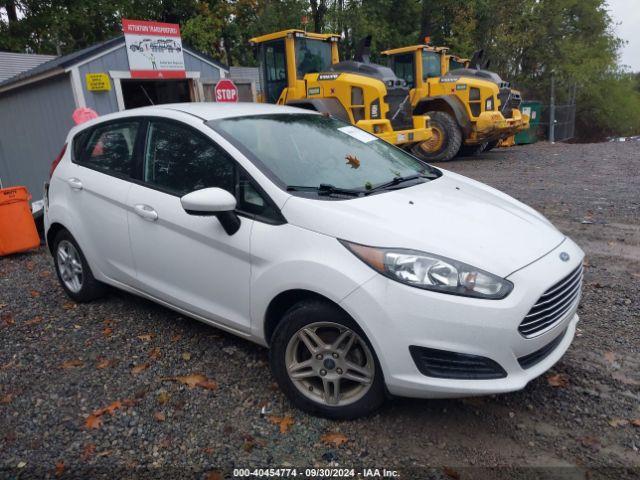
<box><xmin>1</xmin><ymin>141</ymin><xmax>639</xmax><ymax>479</ymax></box>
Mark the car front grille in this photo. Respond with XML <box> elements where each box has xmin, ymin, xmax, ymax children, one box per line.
<box><xmin>517</xmin><ymin>329</ymin><xmax>567</xmax><ymax>369</ymax></box>
<box><xmin>518</xmin><ymin>265</ymin><xmax>583</xmax><ymax>338</ymax></box>
<box><xmin>409</xmin><ymin>346</ymin><xmax>507</xmax><ymax>380</ymax></box>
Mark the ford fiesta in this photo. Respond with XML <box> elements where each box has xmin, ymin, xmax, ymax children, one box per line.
<box><xmin>44</xmin><ymin>103</ymin><xmax>584</xmax><ymax>419</ymax></box>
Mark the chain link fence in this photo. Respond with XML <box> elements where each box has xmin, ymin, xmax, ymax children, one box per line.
<box><xmin>537</xmin><ymin>103</ymin><xmax>576</xmax><ymax>142</ymax></box>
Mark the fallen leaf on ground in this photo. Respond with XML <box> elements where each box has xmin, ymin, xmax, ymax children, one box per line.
<box><xmin>81</xmin><ymin>444</ymin><xmax>96</xmax><ymax>461</ymax></box>
<box><xmin>320</xmin><ymin>432</ymin><xmax>348</xmax><ymax>448</ymax></box>
<box><xmin>55</xmin><ymin>461</ymin><xmax>65</xmax><ymax>477</ymax></box>
<box><xmin>603</xmin><ymin>351</ymin><xmax>616</xmax><ymax>365</ymax></box>
<box><xmin>608</xmin><ymin>418</ymin><xmax>629</xmax><ymax>427</ymax></box>
<box><xmin>181</xmin><ymin>352</ymin><xmax>191</xmax><ymax>361</ymax></box>
<box><xmin>171</xmin><ymin>334</ymin><xmax>182</xmax><ymax>342</ymax></box>
<box><xmin>62</xmin><ymin>301</ymin><xmax>76</xmax><ymax>310</ymax></box>
<box><xmin>131</xmin><ymin>363</ymin><xmax>149</xmax><ymax>375</ymax></box>
<box><xmin>162</xmin><ymin>373</ymin><xmax>217</xmax><ymax>390</ymax></box>
<box><xmin>137</xmin><ymin>334</ymin><xmax>153</xmax><ymax>342</ymax></box>
<box><xmin>85</xmin><ymin>400</ymin><xmax>124</xmax><ymax>429</ymax></box>
<box><xmin>85</xmin><ymin>414</ymin><xmax>103</xmax><ymax>430</ymax></box>
<box><xmin>267</xmin><ymin>415</ymin><xmax>294</xmax><ymax>434</ymax></box>
<box><xmin>148</xmin><ymin>347</ymin><xmax>161</xmax><ymax>360</ymax></box>
<box><xmin>39</xmin><ymin>269</ymin><xmax>51</xmax><ymax>277</ymax></box>
<box><xmin>631</xmin><ymin>419</ymin><xmax>640</xmax><ymax>427</ymax></box>
<box><xmin>443</xmin><ymin>466</ymin><xmax>460</xmax><ymax>480</ymax></box>
<box><xmin>205</xmin><ymin>472</ymin><xmax>223</xmax><ymax>480</ymax></box>
<box><xmin>26</xmin><ymin>261</ymin><xmax>35</xmax><ymax>271</ymax></box>
<box><xmin>157</xmin><ymin>391</ymin><xmax>170</xmax><ymax>404</ymax></box>
<box><xmin>1</xmin><ymin>393</ymin><xmax>14</xmax><ymax>404</ymax></box>
<box><xmin>547</xmin><ymin>373</ymin><xmax>569</xmax><ymax>387</ymax></box>
<box><xmin>61</xmin><ymin>359</ymin><xmax>84</xmax><ymax>369</ymax></box>
<box><xmin>25</xmin><ymin>316</ymin><xmax>43</xmax><ymax>325</ymax></box>
<box><xmin>30</xmin><ymin>290</ymin><xmax>40</xmax><ymax>298</ymax></box>
<box><xmin>96</xmin><ymin>358</ymin><xmax>114</xmax><ymax>369</ymax></box>
<box><xmin>154</xmin><ymin>411</ymin><xmax>166</xmax><ymax>422</ymax></box>
<box><xmin>1</xmin><ymin>313</ymin><xmax>15</xmax><ymax>327</ymax></box>
<box><xmin>102</xmin><ymin>327</ymin><xmax>113</xmax><ymax>337</ymax></box>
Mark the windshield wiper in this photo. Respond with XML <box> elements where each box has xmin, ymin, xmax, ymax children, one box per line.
<box><xmin>364</xmin><ymin>173</ymin><xmax>433</xmax><ymax>195</ymax></box>
<box><xmin>286</xmin><ymin>183</ymin><xmax>364</xmax><ymax>197</ymax></box>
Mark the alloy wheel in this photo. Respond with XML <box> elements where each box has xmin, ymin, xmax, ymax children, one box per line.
<box><xmin>285</xmin><ymin>322</ymin><xmax>375</xmax><ymax>406</ymax></box>
<box><xmin>57</xmin><ymin>240</ymin><xmax>83</xmax><ymax>293</ymax></box>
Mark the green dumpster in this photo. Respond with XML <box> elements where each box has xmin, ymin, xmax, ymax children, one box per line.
<box><xmin>515</xmin><ymin>101</ymin><xmax>542</xmax><ymax>144</ymax></box>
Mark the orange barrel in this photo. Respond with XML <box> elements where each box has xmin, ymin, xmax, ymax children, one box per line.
<box><xmin>0</xmin><ymin>186</ymin><xmax>40</xmax><ymax>256</ymax></box>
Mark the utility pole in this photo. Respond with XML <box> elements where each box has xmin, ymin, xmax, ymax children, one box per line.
<box><xmin>549</xmin><ymin>72</ymin><xmax>556</xmax><ymax>144</ymax></box>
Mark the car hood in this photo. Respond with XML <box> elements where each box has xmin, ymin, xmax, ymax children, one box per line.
<box><xmin>281</xmin><ymin>170</ymin><xmax>565</xmax><ymax>277</ymax></box>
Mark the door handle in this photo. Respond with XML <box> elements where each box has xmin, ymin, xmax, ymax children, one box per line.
<box><xmin>133</xmin><ymin>204</ymin><xmax>158</xmax><ymax>222</ymax></box>
<box><xmin>67</xmin><ymin>178</ymin><xmax>83</xmax><ymax>190</ymax></box>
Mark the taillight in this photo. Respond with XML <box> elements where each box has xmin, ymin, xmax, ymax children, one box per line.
<box><xmin>49</xmin><ymin>143</ymin><xmax>67</xmax><ymax>179</ymax></box>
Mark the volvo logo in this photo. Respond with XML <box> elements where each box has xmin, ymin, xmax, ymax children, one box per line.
<box><xmin>559</xmin><ymin>252</ymin><xmax>570</xmax><ymax>262</ymax></box>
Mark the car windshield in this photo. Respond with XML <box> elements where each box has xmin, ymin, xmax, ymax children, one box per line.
<box><xmin>209</xmin><ymin>114</ymin><xmax>439</xmax><ymax>193</ymax></box>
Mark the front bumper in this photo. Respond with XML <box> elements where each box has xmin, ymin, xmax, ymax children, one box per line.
<box><xmin>356</xmin><ymin>116</ymin><xmax>433</xmax><ymax>146</ymax></box>
<box><xmin>339</xmin><ymin>238</ymin><xmax>584</xmax><ymax>399</ymax></box>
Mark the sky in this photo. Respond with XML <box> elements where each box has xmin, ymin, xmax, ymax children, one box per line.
<box><xmin>607</xmin><ymin>0</ymin><xmax>640</xmax><ymax>71</ymax></box>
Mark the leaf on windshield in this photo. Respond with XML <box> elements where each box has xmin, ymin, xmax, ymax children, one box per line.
<box><xmin>345</xmin><ymin>154</ymin><xmax>360</xmax><ymax>169</ymax></box>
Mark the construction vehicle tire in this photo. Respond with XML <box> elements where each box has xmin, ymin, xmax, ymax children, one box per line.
<box><xmin>410</xmin><ymin>111</ymin><xmax>462</xmax><ymax>162</ymax></box>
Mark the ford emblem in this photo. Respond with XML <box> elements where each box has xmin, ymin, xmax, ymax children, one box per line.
<box><xmin>559</xmin><ymin>252</ymin><xmax>570</xmax><ymax>262</ymax></box>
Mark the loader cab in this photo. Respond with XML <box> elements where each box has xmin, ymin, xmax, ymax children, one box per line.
<box><xmin>385</xmin><ymin>46</ymin><xmax>449</xmax><ymax>92</ymax></box>
<box><xmin>447</xmin><ymin>55</ymin><xmax>469</xmax><ymax>73</ymax></box>
<box><xmin>251</xmin><ymin>30</ymin><xmax>340</xmax><ymax>104</ymax></box>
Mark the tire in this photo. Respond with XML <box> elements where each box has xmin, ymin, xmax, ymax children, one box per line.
<box><xmin>270</xmin><ymin>300</ymin><xmax>386</xmax><ymax>419</ymax></box>
<box><xmin>410</xmin><ymin>111</ymin><xmax>462</xmax><ymax>162</ymax></box>
<box><xmin>52</xmin><ymin>230</ymin><xmax>107</xmax><ymax>302</ymax></box>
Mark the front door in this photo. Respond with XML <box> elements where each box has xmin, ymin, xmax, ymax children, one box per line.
<box><xmin>260</xmin><ymin>39</ymin><xmax>288</xmax><ymax>103</ymax></box>
<box><xmin>127</xmin><ymin>118</ymin><xmax>253</xmax><ymax>331</ymax></box>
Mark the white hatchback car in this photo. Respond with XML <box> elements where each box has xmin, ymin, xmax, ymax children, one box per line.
<box><xmin>45</xmin><ymin>103</ymin><xmax>584</xmax><ymax>418</ymax></box>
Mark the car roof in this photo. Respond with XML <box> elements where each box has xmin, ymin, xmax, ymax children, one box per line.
<box><xmin>68</xmin><ymin>102</ymin><xmax>316</xmax><ymax>137</ymax></box>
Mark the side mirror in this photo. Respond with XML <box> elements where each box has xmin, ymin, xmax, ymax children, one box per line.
<box><xmin>180</xmin><ymin>188</ymin><xmax>241</xmax><ymax>235</ymax></box>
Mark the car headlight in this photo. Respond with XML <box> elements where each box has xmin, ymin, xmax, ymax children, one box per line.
<box><xmin>341</xmin><ymin>241</ymin><xmax>513</xmax><ymax>299</ymax></box>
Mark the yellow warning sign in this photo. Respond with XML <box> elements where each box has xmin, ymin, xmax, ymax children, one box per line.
<box><xmin>85</xmin><ymin>73</ymin><xmax>111</xmax><ymax>92</ymax></box>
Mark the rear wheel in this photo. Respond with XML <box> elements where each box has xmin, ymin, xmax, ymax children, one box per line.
<box><xmin>53</xmin><ymin>230</ymin><xmax>106</xmax><ymax>302</ymax></box>
<box><xmin>270</xmin><ymin>300</ymin><xmax>386</xmax><ymax>419</ymax></box>
<box><xmin>410</xmin><ymin>111</ymin><xmax>462</xmax><ymax>162</ymax></box>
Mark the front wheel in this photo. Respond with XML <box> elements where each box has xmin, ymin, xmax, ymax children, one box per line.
<box><xmin>270</xmin><ymin>300</ymin><xmax>386</xmax><ymax>419</ymax></box>
<box><xmin>410</xmin><ymin>111</ymin><xmax>462</xmax><ymax>162</ymax></box>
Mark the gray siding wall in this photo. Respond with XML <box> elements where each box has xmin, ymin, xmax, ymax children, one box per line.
<box><xmin>78</xmin><ymin>44</ymin><xmax>224</xmax><ymax>115</ymax></box>
<box><xmin>183</xmin><ymin>50</ymin><xmax>223</xmax><ymax>81</ymax></box>
<box><xmin>0</xmin><ymin>74</ymin><xmax>75</xmax><ymax>197</ymax></box>
<box><xmin>78</xmin><ymin>45</ymin><xmax>129</xmax><ymax>115</ymax></box>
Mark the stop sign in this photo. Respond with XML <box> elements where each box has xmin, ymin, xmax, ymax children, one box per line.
<box><xmin>214</xmin><ymin>79</ymin><xmax>239</xmax><ymax>103</ymax></box>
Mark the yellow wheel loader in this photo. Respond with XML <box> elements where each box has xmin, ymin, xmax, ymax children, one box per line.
<box><xmin>249</xmin><ymin>30</ymin><xmax>434</xmax><ymax>155</ymax></box>
<box><xmin>382</xmin><ymin>44</ymin><xmax>529</xmax><ymax>161</ymax></box>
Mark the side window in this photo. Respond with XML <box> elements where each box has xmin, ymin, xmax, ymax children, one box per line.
<box><xmin>79</xmin><ymin>121</ymin><xmax>139</xmax><ymax>176</ymax></box>
<box><xmin>391</xmin><ymin>54</ymin><xmax>414</xmax><ymax>88</ymax></box>
<box><xmin>238</xmin><ymin>171</ymin><xmax>280</xmax><ymax>221</ymax></box>
<box><xmin>144</xmin><ymin>120</ymin><xmax>235</xmax><ymax>196</ymax></box>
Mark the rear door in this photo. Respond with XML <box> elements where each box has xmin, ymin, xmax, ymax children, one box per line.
<box><xmin>126</xmin><ymin>117</ymin><xmax>266</xmax><ymax>332</ymax></box>
<box><xmin>67</xmin><ymin>119</ymin><xmax>142</xmax><ymax>284</ymax></box>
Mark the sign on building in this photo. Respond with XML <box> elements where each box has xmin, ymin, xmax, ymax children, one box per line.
<box><xmin>85</xmin><ymin>73</ymin><xmax>111</xmax><ymax>91</ymax></box>
<box><xmin>122</xmin><ymin>19</ymin><xmax>186</xmax><ymax>78</ymax></box>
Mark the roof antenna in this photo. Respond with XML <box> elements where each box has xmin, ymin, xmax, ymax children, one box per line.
<box><xmin>140</xmin><ymin>85</ymin><xmax>155</xmax><ymax>105</ymax></box>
